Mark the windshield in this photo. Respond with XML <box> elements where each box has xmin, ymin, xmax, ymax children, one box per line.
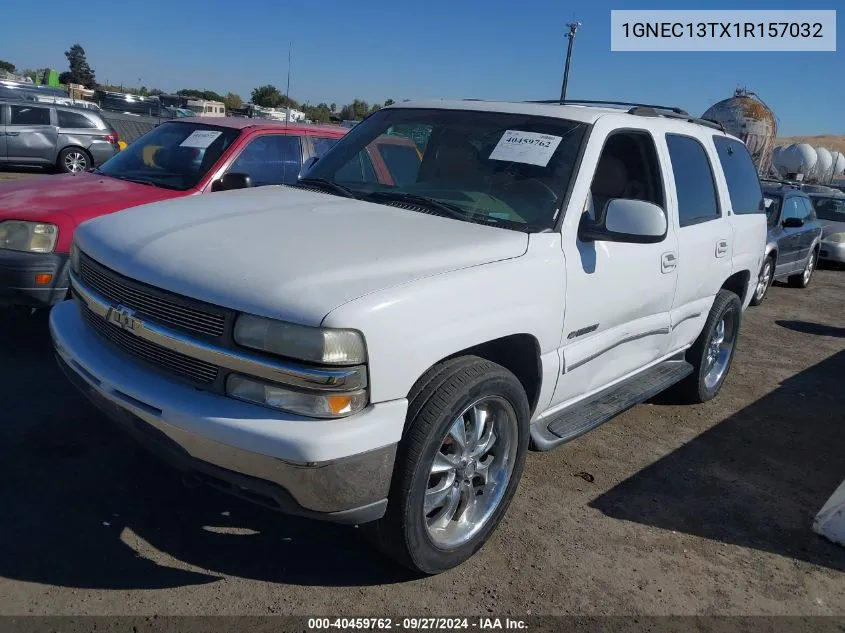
<box><xmin>97</xmin><ymin>122</ymin><xmax>240</xmax><ymax>190</ymax></box>
<box><xmin>763</xmin><ymin>194</ymin><xmax>782</xmax><ymax>227</ymax></box>
<box><xmin>812</xmin><ymin>196</ymin><xmax>845</xmax><ymax>222</ymax></box>
<box><xmin>304</xmin><ymin>107</ymin><xmax>588</xmax><ymax>231</ymax></box>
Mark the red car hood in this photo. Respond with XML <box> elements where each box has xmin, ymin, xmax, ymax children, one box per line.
<box><xmin>0</xmin><ymin>172</ymin><xmax>185</xmax><ymax>252</ymax></box>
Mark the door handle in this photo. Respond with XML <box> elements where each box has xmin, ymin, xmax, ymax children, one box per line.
<box><xmin>716</xmin><ymin>239</ymin><xmax>729</xmax><ymax>258</ymax></box>
<box><xmin>661</xmin><ymin>252</ymin><xmax>677</xmax><ymax>273</ymax></box>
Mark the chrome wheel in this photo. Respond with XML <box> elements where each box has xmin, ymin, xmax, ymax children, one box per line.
<box><xmin>803</xmin><ymin>253</ymin><xmax>815</xmax><ymax>284</ymax></box>
<box><xmin>755</xmin><ymin>260</ymin><xmax>772</xmax><ymax>301</ymax></box>
<box><xmin>424</xmin><ymin>396</ymin><xmax>518</xmax><ymax>549</ymax></box>
<box><xmin>64</xmin><ymin>151</ymin><xmax>88</xmax><ymax>173</ymax></box>
<box><xmin>703</xmin><ymin>308</ymin><xmax>737</xmax><ymax>391</ymax></box>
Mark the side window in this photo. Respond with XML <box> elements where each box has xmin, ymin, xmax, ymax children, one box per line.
<box><xmin>57</xmin><ymin>110</ymin><xmax>97</xmax><ymax>129</ymax></box>
<box><xmin>9</xmin><ymin>105</ymin><xmax>51</xmax><ymax>125</ymax></box>
<box><xmin>763</xmin><ymin>195</ymin><xmax>782</xmax><ymax>227</ymax></box>
<box><xmin>782</xmin><ymin>197</ymin><xmax>804</xmax><ymax>222</ymax></box>
<box><xmin>800</xmin><ymin>197</ymin><xmax>816</xmax><ymax>221</ymax></box>
<box><xmin>712</xmin><ymin>136</ymin><xmax>763</xmax><ymax>215</ymax></box>
<box><xmin>228</xmin><ymin>135</ymin><xmax>302</xmax><ymax>186</ymax></box>
<box><xmin>666</xmin><ymin>134</ymin><xmax>720</xmax><ymax>227</ymax></box>
<box><xmin>590</xmin><ymin>130</ymin><xmax>664</xmax><ymax>215</ymax></box>
<box><xmin>312</xmin><ymin>136</ymin><xmax>340</xmax><ymax>157</ymax></box>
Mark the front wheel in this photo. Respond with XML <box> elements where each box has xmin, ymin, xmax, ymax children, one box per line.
<box><xmin>789</xmin><ymin>249</ymin><xmax>817</xmax><ymax>288</ymax></box>
<box><xmin>750</xmin><ymin>256</ymin><xmax>774</xmax><ymax>306</ymax></box>
<box><xmin>365</xmin><ymin>356</ymin><xmax>529</xmax><ymax>574</ymax></box>
<box><xmin>677</xmin><ymin>289</ymin><xmax>742</xmax><ymax>404</ymax></box>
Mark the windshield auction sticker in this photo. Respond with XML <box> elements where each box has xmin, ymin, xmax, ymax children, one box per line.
<box><xmin>489</xmin><ymin>131</ymin><xmax>563</xmax><ymax>167</ymax></box>
<box><xmin>180</xmin><ymin>130</ymin><xmax>223</xmax><ymax>148</ymax></box>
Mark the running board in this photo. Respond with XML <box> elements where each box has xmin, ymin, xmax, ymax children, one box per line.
<box><xmin>530</xmin><ymin>359</ymin><xmax>694</xmax><ymax>452</ymax></box>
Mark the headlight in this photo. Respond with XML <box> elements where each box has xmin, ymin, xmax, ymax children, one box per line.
<box><xmin>824</xmin><ymin>232</ymin><xmax>845</xmax><ymax>244</ymax></box>
<box><xmin>70</xmin><ymin>240</ymin><xmax>80</xmax><ymax>272</ymax></box>
<box><xmin>226</xmin><ymin>374</ymin><xmax>368</xmax><ymax>418</ymax></box>
<box><xmin>0</xmin><ymin>221</ymin><xmax>58</xmax><ymax>253</ymax></box>
<box><xmin>234</xmin><ymin>314</ymin><xmax>366</xmax><ymax>365</ymax></box>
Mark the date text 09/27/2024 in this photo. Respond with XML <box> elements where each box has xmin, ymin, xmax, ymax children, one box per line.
<box><xmin>306</xmin><ymin>617</ymin><xmax>529</xmax><ymax>631</ymax></box>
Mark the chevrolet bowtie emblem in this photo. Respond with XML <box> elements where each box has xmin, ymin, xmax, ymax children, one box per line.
<box><xmin>107</xmin><ymin>304</ymin><xmax>141</xmax><ymax>332</ymax></box>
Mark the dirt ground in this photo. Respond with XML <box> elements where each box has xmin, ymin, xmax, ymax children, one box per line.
<box><xmin>0</xmin><ymin>185</ymin><xmax>844</xmax><ymax>616</ymax></box>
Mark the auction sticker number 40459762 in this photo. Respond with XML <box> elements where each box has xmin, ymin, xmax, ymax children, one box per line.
<box><xmin>488</xmin><ymin>130</ymin><xmax>563</xmax><ymax>167</ymax></box>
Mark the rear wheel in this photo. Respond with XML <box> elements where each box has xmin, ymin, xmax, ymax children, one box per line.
<box><xmin>57</xmin><ymin>147</ymin><xmax>91</xmax><ymax>173</ymax></box>
<box><xmin>365</xmin><ymin>356</ymin><xmax>529</xmax><ymax>574</ymax></box>
<box><xmin>677</xmin><ymin>289</ymin><xmax>742</xmax><ymax>404</ymax></box>
<box><xmin>789</xmin><ymin>249</ymin><xmax>817</xmax><ymax>288</ymax></box>
<box><xmin>750</xmin><ymin>256</ymin><xmax>774</xmax><ymax>306</ymax></box>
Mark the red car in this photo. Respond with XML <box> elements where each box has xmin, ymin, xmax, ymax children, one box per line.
<box><xmin>0</xmin><ymin>118</ymin><xmax>348</xmax><ymax>311</ymax></box>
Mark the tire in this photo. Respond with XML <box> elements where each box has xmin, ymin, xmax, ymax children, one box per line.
<box><xmin>57</xmin><ymin>147</ymin><xmax>91</xmax><ymax>174</ymax></box>
<box><xmin>789</xmin><ymin>249</ymin><xmax>817</xmax><ymax>288</ymax></box>
<box><xmin>364</xmin><ymin>355</ymin><xmax>530</xmax><ymax>574</ymax></box>
<box><xmin>677</xmin><ymin>289</ymin><xmax>742</xmax><ymax>404</ymax></box>
<box><xmin>749</xmin><ymin>256</ymin><xmax>774</xmax><ymax>306</ymax></box>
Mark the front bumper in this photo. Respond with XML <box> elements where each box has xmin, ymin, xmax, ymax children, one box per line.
<box><xmin>819</xmin><ymin>241</ymin><xmax>845</xmax><ymax>263</ymax></box>
<box><xmin>0</xmin><ymin>249</ymin><xmax>69</xmax><ymax>308</ymax></box>
<box><xmin>49</xmin><ymin>300</ymin><xmax>406</xmax><ymax>524</ymax></box>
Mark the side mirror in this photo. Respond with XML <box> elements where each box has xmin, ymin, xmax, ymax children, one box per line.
<box><xmin>212</xmin><ymin>172</ymin><xmax>252</xmax><ymax>192</ymax></box>
<box><xmin>299</xmin><ymin>156</ymin><xmax>319</xmax><ymax>179</ymax></box>
<box><xmin>579</xmin><ymin>198</ymin><xmax>667</xmax><ymax>244</ymax></box>
<box><xmin>782</xmin><ymin>216</ymin><xmax>804</xmax><ymax>228</ymax></box>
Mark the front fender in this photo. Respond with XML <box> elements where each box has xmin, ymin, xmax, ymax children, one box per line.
<box><xmin>321</xmin><ymin>234</ymin><xmax>566</xmax><ymax>404</ymax></box>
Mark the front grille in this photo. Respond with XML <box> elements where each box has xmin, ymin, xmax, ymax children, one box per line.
<box><xmin>79</xmin><ymin>254</ymin><xmax>227</xmax><ymax>338</ymax></box>
<box><xmin>81</xmin><ymin>303</ymin><xmax>219</xmax><ymax>384</ymax></box>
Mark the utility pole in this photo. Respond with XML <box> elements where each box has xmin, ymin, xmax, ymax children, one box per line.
<box><xmin>285</xmin><ymin>42</ymin><xmax>292</xmax><ymax>123</ymax></box>
<box><xmin>559</xmin><ymin>21</ymin><xmax>581</xmax><ymax>104</ymax></box>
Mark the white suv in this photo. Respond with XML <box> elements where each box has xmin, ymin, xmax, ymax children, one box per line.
<box><xmin>50</xmin><ymin>99</ymin><xmax>766</xmax><ymax>574</ymax></box>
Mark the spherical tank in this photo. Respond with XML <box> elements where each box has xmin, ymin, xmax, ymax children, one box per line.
<box><xmin>833</xmin><ymin>152</ymin><xmax>845</xmax><ymax>177</ymax></box>
<box><xmin>702</xmin><ymin>88</ymin><xmax>777</xmax><ymax>173</ymax></box>
<box><xmin>791</xmin><ymin>143</ymin><xmax>818</xmax><ymax>174</ymax></box>
<box><xmin>815</xmin><ymin>147</ymin><xmax>833</xmax><ymax>181</ymax></box>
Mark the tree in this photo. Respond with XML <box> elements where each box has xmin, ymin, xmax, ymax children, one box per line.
<box><xmin>223</xmin><ymin>92</ymin><xmax>243</xmax><ymax>111</ymax></box>
<box><xmin>339</xmin><ymin>99</ymin><xmax>372</xmax><ymax>121</ymax></box>
<box><xmin>251</xmin><ymin>84</ymin><xmax>286</xmax><ymax>108</ymax></box>
<box><xmin>304</xmin><ymin>103</ymin><xmax>332</xmax><ymax>123</ymax></box>
<box><xmin>369</xmin><ymin>103</ymin><xmax>382</xmax><ymax>114</ymax></box>
<box><xmin>177</xmin><ymin>88</ymin><xmax>224</xmax><ymax>102</ymax></box>
<box><xmin>330</xmin><ymin>102</ymin><xmax>337</xmax><ymax>112</ymax></box>
<box><xmin>0</xmin><ymin>60</ymin><xmax>15</xmax><ymax>74</ymax></box>
<box><xmin>384</xmin><ymin>98</ymin><xmax>395</xmax><ymax>107</ymax></box>
<box><xmin>63</xmin><ymin>44</ymin><xmax>96</xmax><ymax>88</ymax></box>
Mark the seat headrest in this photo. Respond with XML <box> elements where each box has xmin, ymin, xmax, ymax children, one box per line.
<box><xmin>592</xmin><ymin>155</ymin><xmax>628</xmax><ymax>198</ymax></box>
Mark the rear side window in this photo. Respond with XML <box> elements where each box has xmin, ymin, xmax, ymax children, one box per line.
<box><xmin>57</xmin><ymin>110</ymin><xmax>98</xmax><ymax>129</ymax></box>
<box><xmin>375</xmin><ymin>142</ymin><xmax>422</xmax><ymax>186</ymax></box>
<box><xmin>229</xmin><ymin>134</ymin><xmax>302</xmax><ymax>186</ymax></box>
<box><xmin>812</xmin><ymin>196</ymin><xmax>845</xmax><ymax>221</ymax></box>
<box><xmin>713</xmin><ymin>136</ymin><xmax>763</xmax><ymax>215</ymax></box>
<box><xmin>9</xmin><ymin>105</ymin><xmax>50</xmax><ymax>125</ymax></box>
<box><xmin>312</xmin><ymin>136</ymin><xmax>340</xmax><ymax>157</ymax></box>
<box><xmin>666</xmin><ymin>134</ymin><xmax>720</xmax><ymax>227</ymax></box>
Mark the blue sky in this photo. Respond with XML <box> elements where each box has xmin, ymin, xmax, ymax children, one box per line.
<box><xmin>3</xmin><ymin>0</ymin><xmax>842</xmax><ymax>136</ymax></box>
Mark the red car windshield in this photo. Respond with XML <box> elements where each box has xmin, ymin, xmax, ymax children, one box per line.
<box><xmin>96</xmin><ymin>122</ymin><xmax>240</xmax><ymax>190</ymax></box>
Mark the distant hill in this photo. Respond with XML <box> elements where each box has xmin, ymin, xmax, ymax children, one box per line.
<box><xmin>776</xmin><ymin>135</ymin><xmax>845</xmax><ymax>154</ymax></box>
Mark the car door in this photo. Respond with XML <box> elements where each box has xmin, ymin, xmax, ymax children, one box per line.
<box><xmin>550</xmin><ymin>123</ymin><xmax>678</xmax><ymax>407</ymax></box>
<box><xmin>5</xmin><ymin>103</ymin><xmax>58</xmax><ymax>164</ymax></box>
<box><xmin>225</xmin><ymin>133</ymin><xmax>303</xmax><ymax>187</ymax></box>
<box><xmin>0</xmin><ymin>104</ymin><xmax>7</xmax><ymax>162</ymax></box>
<box><xmin>662</xmin><ymin>132</ymin><xmax>734</xmax><ymax>353</ymax></box>
<box><xmin>798</xmin><ymin>197</ymin><xmax>819</xmax><ymax>260</ymax></box>
<box><xmin>778</xmin><ymin>195</ymin><xmax>805</xmax><ymax>273</ymax></box>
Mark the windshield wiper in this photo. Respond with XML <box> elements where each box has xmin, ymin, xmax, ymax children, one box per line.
<box><xmin>363</xmin><ymin>191</ymin><xmax>467</xmax><ymax>221</ymax></box>
<box><xmin>294</xmin><ymin>178</ymin><xmax>358</xmax><ymax>199</ymax></box>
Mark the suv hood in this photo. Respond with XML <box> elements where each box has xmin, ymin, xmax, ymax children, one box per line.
<box><xmin>76</xmin><ymin>186</ymin><xmax>528</xmax><ymax>325</ymax></box>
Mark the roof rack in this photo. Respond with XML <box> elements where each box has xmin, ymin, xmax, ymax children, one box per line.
<box><xmin>525</xmin><ymin>99</ymin><xmax>727</xmax><ymax>132</ymax></box>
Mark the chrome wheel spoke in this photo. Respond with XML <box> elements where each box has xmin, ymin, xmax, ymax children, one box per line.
<box><xmin>429</xmin><ymin>484</ymin><xmax>461</xmax><ymax>530</ymax></box>
<box><xmin>468</xmin><ymin>405</ymin><xmax>487</xmax><ymax>449</ymax></box>
<box><xmin>470</xmin><ymin>427</ymin><xmax>496</xmax><ymax>459</ymax></box>
<box><xmin>474</xmin><ymin>457</ymin><xmax>492</xmax><ymax>485</ymax></box>
<box><xmin>448</xmin><ymin>416</ymin><xmax>468</xmax><ymax>453</ymax></box>
<box><xmin>425</xmin><ymin>471</ymin><xmax>456</xmax><ymax>514</ymax></box>
<box><xmin>430</xmin><ymin>451</ymin><xmax>459</xmax><ymax>475</ymax></box>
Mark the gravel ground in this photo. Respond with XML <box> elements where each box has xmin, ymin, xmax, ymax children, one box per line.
<box><xmin>0</xmin><ymin>173</ymin><xmax>843</xmax><ymax>616</ymax></box>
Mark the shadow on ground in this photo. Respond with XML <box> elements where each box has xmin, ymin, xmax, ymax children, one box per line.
<box><xmin>777</xmin><ymin>320</ymin><xmax>845</xmax><ymax>339</ymax></box>
<box><xmin>591</xmin><ymin>348</ymin><xmax>845</xmax><ymax>572</ymax></box>
<box><xmin>0</xmin><ymin>311</ymin><xmax>410</xmax><ymax>590</ymax></box>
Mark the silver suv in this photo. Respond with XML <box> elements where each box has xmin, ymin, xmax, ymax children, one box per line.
<box><xmin>0</xmin><ymin>100</ymin><xmax>119</xmax><ymax>173</ymax></box>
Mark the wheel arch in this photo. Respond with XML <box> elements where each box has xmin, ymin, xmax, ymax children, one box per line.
<box><xmin>721</xmin><ymin>269</ymin><xmax>751</xmax><ymax>305</ymax></box>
